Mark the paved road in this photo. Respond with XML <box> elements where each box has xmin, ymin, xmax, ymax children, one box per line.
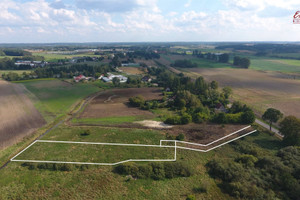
<box><xmin>255</xmin><ymin>119</ymin><xmax>283</xmax><ymax>138</ymax></box>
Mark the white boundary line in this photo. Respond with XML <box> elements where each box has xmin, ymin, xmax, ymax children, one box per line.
<box><xmin>10</xmin><ymin>126</ymin><xmax>256</xmax><ymax>166</ymax></box>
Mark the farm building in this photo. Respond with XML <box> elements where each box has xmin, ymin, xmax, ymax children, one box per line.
<box><xmin>121</xmin><ymin>63</ymin><xmax>140</xmax><ymax>67</ymax></box>
<box><xmin>15</xmin><ymin>60</ymin><xmax>46</xmax><ymax>67</ymax></box>
<box><xmin>101</xmin><ymin>73</ymin><xmax>128</xmax><ymax>83</ymax></box>
<box><xmin>74</xmin><ymin>74</ymin><xmax>86</xmax><ymax>82</ymax></box>
<box><xmin>142</xmin><ymin>76</ymin><xmax>152</xmax><ymax>82</ymax></box>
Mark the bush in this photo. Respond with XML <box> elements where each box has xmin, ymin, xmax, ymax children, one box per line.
<box><xmin>186</xmin><ymin>195</ymin><xmax>196</xmax><ymax>200</ymax></box>
<box><xmin>214</xmin><ymin>113</ymin><xmax>227</xmax><ymax>124</ymax></box>
<box><xmin>129</xmin><ymin>95</ymin><xmax>145</xmax><ymax>107</ymax></box>
<box><xmin>207</xmin><ymin>159</ymin><xmax>244</xmax><ymax>182</ymax></box>
<box><xmin>150</xmin><ymin>163</ymin><xmax>165</xmax><ymax>180</ymax></box>
<box><xmin>234</xmin><ymin>143</ymin><xmax>261</xmax><ymax>156</ymax></box>
<box><xmin>193</xmin><ymin>112</ymin><xmax>210</xmax><ymax>123</ymax></box>
<box><xmin>137</xmin><ymin>165</ymin><xmax>152</xmax><ymax>179</ymax></box>
<box><xmin>114</xmin><ymin>162</ymin><xmax>192</xmax><ymax>180</ymax></box>
<box><xmin>226</xmin><ymin>113</ymin><xmax>242</xmax><ymax>124</ymax></box>
<box><xmin>240</xmin><ymin>111</ymin><xmax>255</xmax><ymax>124</ymax></box>
<box><xmin>81</xmin><ymin>129</ymin><xmax>91</xmax><ymax>136</ymax></box>
<box><xmin>60</xmin><ymin>164</ymin><xmax>73</xmax><ymax>171</ymax></box>
<box><xmin>164</xmin><ymin>162</ymin><xmax>192</xmax><ymax>178</ymax></box>
<box><xmin>235</xmin><ymin>154</ymin><xmax>258</xmax><ymax>168</ymax></box>
<box><xmin>114</xmin><ymin>163</ymin><xmax>139</xmax><ymax>177</ymax></box>
<box><xmin>165</xmin><ymin>116</ymin><xmax>182</xmax><ymax>125</ymax></box>
<box><xmin>176</xmin><ymin>133</ymin><xmax>185</xmax><ymax>141</ymax></box>
<box><xmin>180</xmin><ymin>113</ymin><xmax>192</xmax><ymax>124</ymax></box>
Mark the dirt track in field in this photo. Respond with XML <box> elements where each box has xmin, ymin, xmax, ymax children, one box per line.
<box><xmin>79</xmin><ymin>88</ymin><xmax>162</xmax><ymax>118</ymax></box>
<box><xmin>186</xmin><ymin>68</ymin><xmax>300</xmax><ymax>118</ymax></box>
<box><xmin>0</xmin><ymin>80</ymin><xmax>46</xmax><ymax>149</ymax></box>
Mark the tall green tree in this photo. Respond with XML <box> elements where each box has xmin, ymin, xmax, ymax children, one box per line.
<box><xmin>219</xmin><ymin>53</ymin><xmax>229</xmax><ymax>63</ymax></box>
<box><xmin>262</xmin><ymin>108</ymin><xmax>283</xmax><ymax>130</ymax></box>
<box><xmin>222</xmin><ymin>86</ymin><xmax>232</xmax><ymax>99</ymax></box>
<box><xmin>210</xmin><ymin>81</ymin><xmax>218</xmax><ymax>90</ymax></box>
<box><xmin>112</xmin><ymin>77</ymin><xmax>120</xmax><ymax>86</ymax></box>
<box><xmin>279</xmin><ymin>116</ymin><xmax>300</xmax><ymax>146</ymax></box>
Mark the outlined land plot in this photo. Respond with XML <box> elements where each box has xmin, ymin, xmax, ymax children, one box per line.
<box><xmin>11</xmin><ymin>141</ymin><xmax>176</xmax><ymax>165</ymax></box>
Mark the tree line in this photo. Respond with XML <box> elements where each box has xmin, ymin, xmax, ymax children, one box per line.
<box><xmin>1</xmin><ymin>64</ymin><xmax>114</xmax><ymax>81</ymax></box>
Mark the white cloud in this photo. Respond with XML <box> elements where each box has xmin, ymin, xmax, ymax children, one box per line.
<box><xmin>0</xmin><ymin>0</ymin><xmax>299</xmax><ymax>42</ymax></box>
<box><xmin>184</xmin><ymin>0</ymin><xmax>192</xmax><ymax>8</ymax></box>
<box><xmin>223</xmin><ymin>0</ymin><xmax>300</xmax><ymax>11</ymax></box>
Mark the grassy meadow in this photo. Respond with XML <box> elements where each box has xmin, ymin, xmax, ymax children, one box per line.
<box><xmin>71</xmin><ymin>116</ymin><xmax>146</xmax><ymax>125</ymax></box>
<box><xmin>0</xmin><ymin>123</ymin><xmax>284</xmax><ymax>199</ymax></box>
<box><xmin>0</xmin><ymin>70</ymin><xmax>32</xmax><ymax>75</ymax></box>
<box><xmin>250</xmin><ymin>57</ymin><xmax>300</xmax><ymax>72</ymax></box>
<box><xmin>32</xmin><ymin>52</ymin><xmax>104</xmax><ymax>62</ymax></box>
<box><xmin>18</xmin><ymin>79</ymin><xmax>101</xmax><ymax>122</ymax></box>
<box><xmin>15</xmin><ymin>142</ymin><xmax>175</xmax><ymax>164</ymax></box>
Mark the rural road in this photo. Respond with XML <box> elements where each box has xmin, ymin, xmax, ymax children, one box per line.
<box><xmin>255</xmin><ymin>119</ymin><xmax>283</xmax><ymax>138</ymax></box>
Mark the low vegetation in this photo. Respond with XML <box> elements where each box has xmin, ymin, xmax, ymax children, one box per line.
<box><xmin>114</xmin><ymin>162</ymin><xmax>193</xmax><ymax>180</ymax></box>
<box><xmin>207</xmin><ymin>145</ymin><xmax>300</xmax><ymax>199</ymax></box>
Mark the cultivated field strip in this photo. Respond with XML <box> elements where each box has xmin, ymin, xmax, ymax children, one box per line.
<box><xmin>0</xmin><ymin>80</ymin><xmax>46</xmax><ymax>149</ymax></box>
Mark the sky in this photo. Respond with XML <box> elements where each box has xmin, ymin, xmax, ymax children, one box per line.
<box><xmin>0</xmin><ymin>0</ymin><xmax>300</xmax><ymax>43</ymax></box>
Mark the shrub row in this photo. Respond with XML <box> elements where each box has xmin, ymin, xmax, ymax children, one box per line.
<box><xmin>21</xmin><ymin>162</ymin><xmax>89</xmax><ymax>171</ymax></box>
<box><xmin>114</xmin><ymin>162</ymin><xmax>193</xmax><ymax>180</ymax></box>
<box><xmin>213</xmin><ymin>111</ymin><xmax>255</xmax><ymax>124</ymax></box>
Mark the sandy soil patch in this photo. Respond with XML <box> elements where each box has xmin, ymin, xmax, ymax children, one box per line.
<box><xmin>135</xmin><ymin>120</ymin><xmax>173</xmax><ymax>129</ymax></box>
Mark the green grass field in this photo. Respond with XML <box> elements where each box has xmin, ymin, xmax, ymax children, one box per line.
<box><xmin>32</xmin><ymin>52</ymin><xmax>104</xmax><ymax>62</ymax></box>
<box><xmin>18</xmin><ymin>79</ymin><xmax>100</xmax><ymax>122</ymax></box>
<box><xmin>0</xmin><ymin>70</ymin><xmax>32</xmax><ymax>76</ymax></box>
<box><xmin>71</xmin><ymin>116</ymin><xmax>147</xmax><ymax>125</ymax></box>
<box><xmin>15</xmin><ymin>142</ymin><xmax>174</xmax><ymax>163</ymax></box>
<box><xmin>0</xmin><ymin>122</ymin><xmax>284</xmax><ymax>199</ymax></box>
<box><xmin>41</xmin><ymin>126</ymin><xmax>165</xmax><ymax>144</ymax></box>
<box><xmin>190</xmin><ymin>58</ymin><xmax>232</xmax><ymax>68</ymax></box>
<box><xmin>250</xmin><ymin>57</ymin><xmax>300</xmax><ymax>72</ymax></box>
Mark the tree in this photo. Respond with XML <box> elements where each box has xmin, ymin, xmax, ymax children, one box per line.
<box><xmin>279</xmin><ymin>116</ymin><xmax>300</xmax><ymax>146</ymax></box>
<box><xmin>222</xmin><ymin>86</ymin><xmax>232</xmax><ymax>99</ymax></box>
<box><xmin>219</xmin><ymin>53</ymin><xmax>229</xmax><ymax>63</ymax></box>
<box><xmin>233</xmin><ymin>56</ymin><xmax>241</xmax><ymax>66</ymax></box>
<box><xmin>233</xmin><ymin>56</ymin><xmax>250</xmax><ymax>68</ymax></box>
<box><xmin>214</xmin><ymin>112</ymin><xmax>227</xmax><ymax>124</ymax></box>
<box><xmin>210</xmin><ymin>81</ymin><xmax>218</xmax><ymax>90</ymax></box>
<box><xmin>262</xmin><ymin>108</ymin><xmax>283</xmax><ymax>130</ymax></box>
<box><xmin>241</xmin><ymin>111</ymin><xmax>255</xmax><ymax>124</ymax></box>
<box><xmin>112</xmin><ymin>77</ymin><xmax>120</xmax><ymax>86</ymax></box>
<box><xmin>240</xmin><ymin>58</ymin><xmax>250</xmax><ymax>68</ymax></box>
<box><xmin>174</xmin><ymin>98</ymin><xmax>186</xmax><ymax>110</ymax></box>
